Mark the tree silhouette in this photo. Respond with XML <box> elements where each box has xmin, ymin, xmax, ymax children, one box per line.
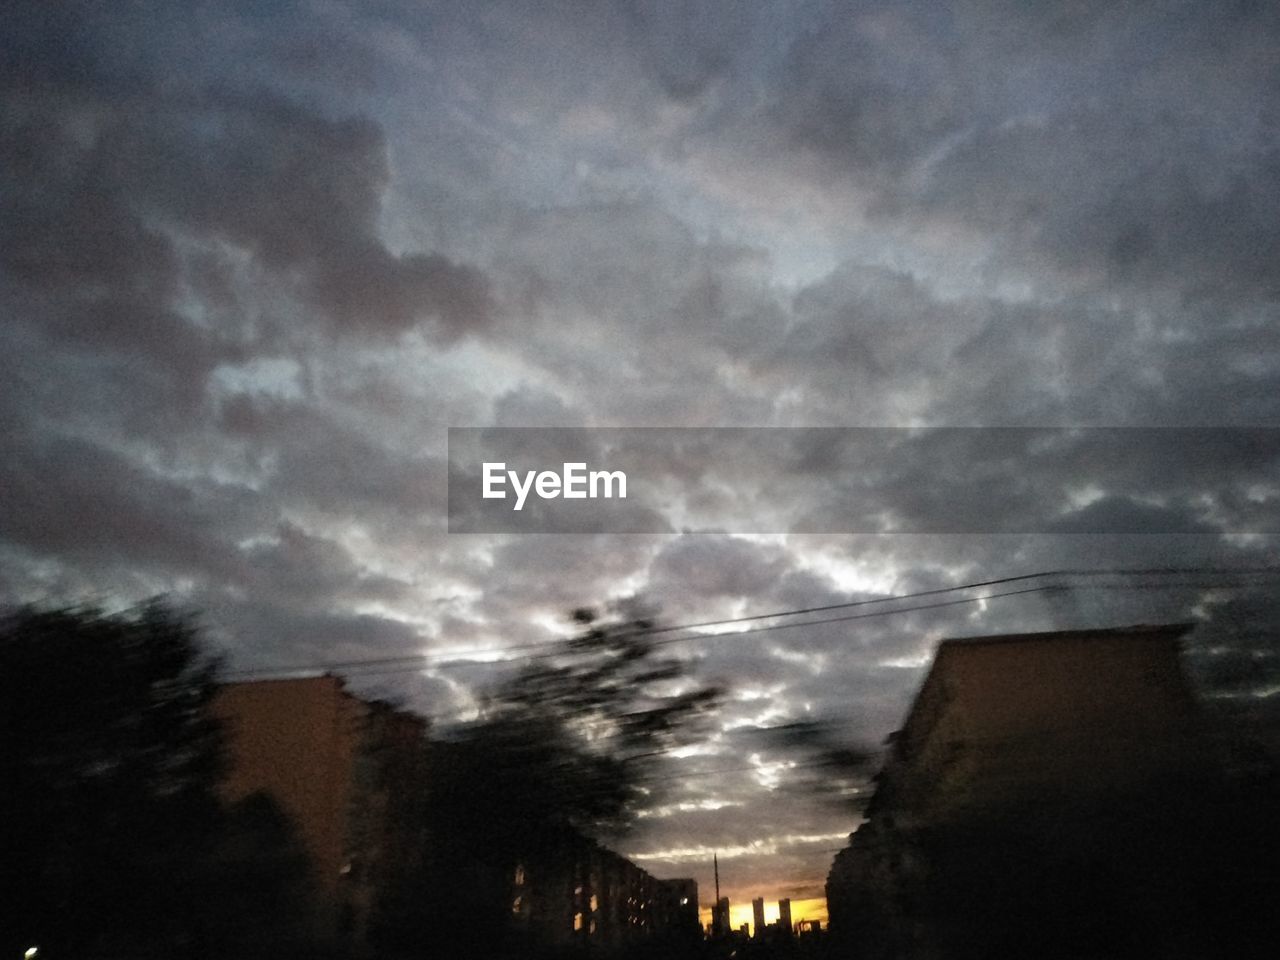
<box><xmin>0</xmin><ymin>601</ymin><xmax>225</xmax><ymax>957</ymax></box>
<box><xmin>380</xmin><ymin>607</ymin><xmax>723</xmax><ymax>957</ymax></box>
<box><xmin>457</xmin><ymin>607</ymin><xmax>722</xmax><ymax>841</ymax></box>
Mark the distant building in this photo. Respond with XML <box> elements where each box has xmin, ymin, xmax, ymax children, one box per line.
<box><xmin>752</xmin><ymin>896</ymin><xmax>766</xmax><ymax>938</ymax></box>
<box><xmin>658</xmin><ymin>877</ymin><xmax>701</xmax><ymax>937</ymax></box>
<box><xmin>711</xmin><ymin>896</ymin><xmax>731</xmax><ymax>938</ymax></box>
<box><xmin>778</xmin><ymin>898</ymin><xmax>792</xmax><ymax>936</ymax></box>
<box><xmin>212</xmin><ymin>676</ymin><xmax>428</xmax><ymax>949</ymax></box>
<box><xmin>824</xmin><ymin>623</ymin><xmax>1271</xmax><ymax>960</ymax></box>
<box><xmin>510</xmin><ymin>832</ymin><xmax>701</xmax><ymax>953</ymax></box>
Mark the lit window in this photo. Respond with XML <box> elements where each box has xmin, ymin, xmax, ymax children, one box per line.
<box><xmin>574</xmin><ymin>912</ymin><xmax>584</xmax><ymax>931</ymax></box>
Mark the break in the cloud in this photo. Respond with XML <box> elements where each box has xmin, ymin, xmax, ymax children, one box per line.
<box><xmin>3</xmin><ymin>0</ymin><xmax>1278</xmax><ymax>908</ymax></box>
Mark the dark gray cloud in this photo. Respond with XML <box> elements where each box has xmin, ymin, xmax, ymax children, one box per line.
<box><xmin>648</xmin><ymin>536</ymin><xmax>794</xmax><ymax>604</ymax></box>
<box><xmin>239</xmin><ymin>521</ymin><xmax>411</xmax><ymax>607</ymax></box>
<box><xmin>0</xmin><ymin>431</ymin><xmax>262</xmax><ymax>579</ymax></box>
<box><xmin>758</xmin><ymin>1</ymin><xmax>1280</xmax><ymax>303</ymax></box>
<box><xmin>3</xmin><ymin>4</ymin><xmax>494</xmax><ymax>356</ymax></box>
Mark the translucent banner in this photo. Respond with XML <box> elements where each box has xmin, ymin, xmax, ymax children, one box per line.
<box><xmin>447</xmin><ymin>427</ymin><xmax>1280</xmax><ymax>534</ymax></box>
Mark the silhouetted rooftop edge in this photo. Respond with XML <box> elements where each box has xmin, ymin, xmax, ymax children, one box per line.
<box><xmin>937</xmin><ymin>621</ymin><xmax>1196</xmax><ymax>649</ymax></box>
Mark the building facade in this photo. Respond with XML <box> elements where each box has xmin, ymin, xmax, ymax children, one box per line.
<box><xmin>214</xmin><ymin>675</ymin><xmax>703</xmax><ymax>957</ymax></box>
<box><xmin>511</xmin><ymin>832</ymin><xmax>700</xmax><ymax>953</ymax></box>
<box><xmin>824</xmin><ymin>623</ymin><xmax>1268</xmax><ymax>959</ymax></box>
<box><xmin>212</xmin><ymin>676</ymin><xmax>428</xmax><ymax>949</ymax></box>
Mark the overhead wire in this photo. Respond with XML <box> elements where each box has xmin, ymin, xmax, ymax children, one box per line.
<box><xmin>224</xmin><ymin>565</ymin><xmax>1280</xmax><ymax>682</ymax></box>
<box><xmin>217</xmin><ymin>568</ymin><xmax>1280</xmax><ymax>858</ymax></box>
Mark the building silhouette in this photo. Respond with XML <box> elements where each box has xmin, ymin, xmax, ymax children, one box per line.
<box><xmin>510</xmin><ymin>835</ymin><xmax>700</xmax><ymax>952</ymax></box>
<box><xmin>711</xmin><ymin>897</ymin><xmax>731</xmax><ymax>938</ymax></box>
<box><xmin>659</xmin><ymin>877</ymin><xmax>701</xmax><ymax>939</ymax></box>
<box><xmin>778</xmin><ymin>897</ymin><xmax>792</xmax><ymax>936</ymax></box>
<box><xmin>827</xmin><ymin>623</ymin><xmax>1279</xmax><ymax>960</ymax></box>
<box><xmin>752</xmin><ymin>896</ymin><xmax>766</xmax><ymax>938</ymax></box>
<box><xmin>214</xmin><ymin>675</ymin><xmax>699</xmax><ymax>957</ymax></box>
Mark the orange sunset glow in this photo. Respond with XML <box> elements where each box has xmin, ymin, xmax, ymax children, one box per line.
<box><xmin>699</xmin><ymin>897</ymin><xmax>828</xmax><ymax>936</ymax></box>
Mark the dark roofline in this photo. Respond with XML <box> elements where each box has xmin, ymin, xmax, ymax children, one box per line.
<box><xmin>937</xmin><ymin>622</ymin><xmax>1195</xmax><ymax>650</ymax></box>
<box><xmin>218</xmin><ymin>672</ymin><xmax>346</xmax><ymax>688</ymax></box>
<box><xmin>218</xmin><ymin>674</ymin><xmax>431</xmax><ymax>729</ymax></box>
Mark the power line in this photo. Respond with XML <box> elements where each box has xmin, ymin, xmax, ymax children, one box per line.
<box><xmin>211</xmin><ymin>571</ymin><xmax>1280</xmax><ymax>858</ymax></box>
<box><xmin>317</xmin><ymin>576</ymin><xmax>1263</xmax><ymax>732</ymax></box>
<box><xmin>316</xmin><ymin>583</ymin><xmax>1048</xmax><ymax>681</ymax></box>
<box><xmin>219</xmin><ymin>573</ymin><xmax>1279</xmax><ymax>749</ymax></box>
<box><xmin>225</xmin><ymin>565</ymin><xmax>1280</xmax><ymax>681</ymax></box>
<box><xmin>227</xmin><ymin>566</ymin><xmax>1190</xmax><ymax>676</ymax></box>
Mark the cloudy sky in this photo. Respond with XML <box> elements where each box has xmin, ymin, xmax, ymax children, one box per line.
<box><xmin>4</xmin><ymin>0</ymin><xmax>1279</xmax><ymax>920</ymax></box>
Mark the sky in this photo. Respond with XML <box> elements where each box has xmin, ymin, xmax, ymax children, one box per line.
<box><xmin>3</xmin><ymin>0</ymin><xmax>1279</xmax><ymax>917</ymax></box>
